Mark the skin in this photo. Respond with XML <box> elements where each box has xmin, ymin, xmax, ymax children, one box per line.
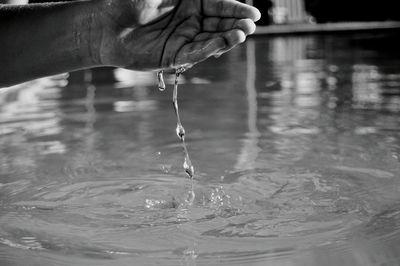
<box><xmin>0</xmin><ymin>0</ymin><xmax>261</xmax><ymax>87</ymax></box>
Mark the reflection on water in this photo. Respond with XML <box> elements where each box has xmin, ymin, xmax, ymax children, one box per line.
<box><xmin>2</xmin><ymin>33</ymin><xmax>400</xmax><ymax>265</ymax></box>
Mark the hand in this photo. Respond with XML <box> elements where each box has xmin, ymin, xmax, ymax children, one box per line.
<box><xmin>94</xmin><ymin>0</ymin><xmax>261</xmax><ymax>71</ymax></box>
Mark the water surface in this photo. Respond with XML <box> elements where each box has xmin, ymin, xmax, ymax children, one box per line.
<box><xmin>1</xmin><ymin>33</ymin><xmax>400</xmax><ymax>265</ymax></box>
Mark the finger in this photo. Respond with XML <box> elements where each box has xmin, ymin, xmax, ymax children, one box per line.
<box><xmin>193</xmin><ymin>32</ymin><xmax>217</xmax><ymax>42</ymax></box>
<box><xmin>194</xmin><ymin>29</ymin><xmax>246</xmax><ymax>47</ymax></box>
<box><xmin>203</xmin><ymin>0</ymin><xmax>261</xmax><ymax>21</ymax></box>
<box><xmin>220</xmin><ymin>29</ymin><xmax>246</xmax><ymax>52</ymax></box>
<box><xmin>174</xmin><ymin>37</ymin><xmax>226</xmax><ymax>66</ymax></box>
<box><xmin>203</xmin><ymin>17</ymin><xmax>256</xmax><ymax>35</ymax></box>
<box><xmin>189</xmin><ymin>29</ymin><xmax>246</xmax><ymax>59</ymax></box>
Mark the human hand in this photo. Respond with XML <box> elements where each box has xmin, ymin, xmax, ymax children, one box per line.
<box><xmin>94</xmin><ymin>0</ymin><xmax>261</xmax><ymax>71</ymax></box>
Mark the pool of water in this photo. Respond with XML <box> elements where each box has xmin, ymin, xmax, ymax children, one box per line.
<box><xmin>2</xmin><ymin>33</ymin><xmax>400</xmax><ymax>266</ymax></box>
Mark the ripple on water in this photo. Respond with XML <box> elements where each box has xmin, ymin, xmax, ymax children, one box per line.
<box><xmin>1</xmin><ymin>166</ymin><xmax>400</xmax><ymax>265</ymax></box>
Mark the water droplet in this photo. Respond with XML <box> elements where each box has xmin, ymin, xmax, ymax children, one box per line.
<box><xmin>176</xmin><ymin>123</ymin><xmax>185</xmax><ymax>140</ymax></box>
<box><xmin>176</xmin><ymin>66</ymin><xmax>186</xmax><ymax>75</ymax></box>
<box><xmin>157</xmin><ymin>71</ymin><xmax>166</xmax><ymax>91</ymax></box>
<box><xmin>183</xmin><ymin>157</ymin><xmax>194</xmax><ymax>178</ymax></box>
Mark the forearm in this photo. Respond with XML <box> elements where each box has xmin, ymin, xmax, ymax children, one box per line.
<box><xmin>0</xmin><ymin>1</ymin><xmax>102</xmax><ymax>87</ymax></box>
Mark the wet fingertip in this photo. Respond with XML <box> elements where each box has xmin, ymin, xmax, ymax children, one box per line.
<box><xmin>222</xmin><ymin>30</ymin><xmax>246</xmax><ymax>50</ymax></box>
<box><xmin>252</xmin><ymin>7</ymin><xmax>262</xmax><ymax>22</ymax></box>
<box><xmin>238</xmin><ymin>19</ymin><xmax>256</xmax><ymax>35</ymax></box>
<box><xmin>237</xmin><ymin>30</ymin><xmax>247</xmax><ymax>44</ymax></box>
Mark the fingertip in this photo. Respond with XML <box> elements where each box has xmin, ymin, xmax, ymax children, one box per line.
<box><xmin>226</xmin><ymin>29</ymin><xmax>246</xmax><ymax>45</ymax></box>
<box><xmin>249</xmin><ymin>21</ymin><xmax>256</xmax><ymax>35</ymax></box>
<box><xmin>217</xmin><ymin>30</ymin><xmax>245</xmax><ymax>56</ymax></box>
<box><xmin>237</xmin><ymin>30</ymin><xmax>246</xmax><ymax>44</ymax></box>
<box><xmin>242</xmin><ymin>5</ymin><xmax>261</xmax><ymax>22</ymax></box>
<box><xmin>253</xmin><ymin>8</ymin><xmax>262</xmax><ymax>22</ymax></box>
<box><xmin>237</xmin><ymin>19</ymin><xmax>257</xmax><ymax>35</ymax></box>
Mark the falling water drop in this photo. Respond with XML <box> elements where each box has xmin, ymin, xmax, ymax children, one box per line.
<box><xmin>176</xmin><ymin>123</ymin><xmax>185</xmax><ymax>140</ymax></box>
<box><xmin>184</xmin><ymin>157</ymin><xmax>194</xmax><ymax>179</ymax></box>
<box><xmin>157</xmin><ymin>70</ymin><xmax>166</xmax><ymax>91</ymax></box>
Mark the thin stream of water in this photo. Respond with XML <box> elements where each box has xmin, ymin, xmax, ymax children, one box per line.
<box><xmin>157</xmin><ymin>69</ymin><xmax>195</xmax><ymax>205</ymax></box>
